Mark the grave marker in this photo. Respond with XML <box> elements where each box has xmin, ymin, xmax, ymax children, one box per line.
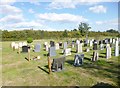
<box><xmin>34</xmin><ymin>44</ymin><xmax>40</xmax><ymax>52</ymax></box>
<box><xmin>74</xmin><ymin>54</ymin><xmax>84</xmax><ymax>66</ymax></box>
<box><xmin>106</xmin><ymin>44</ymin><xmax>111</xmax><ymax>59</ymax></box>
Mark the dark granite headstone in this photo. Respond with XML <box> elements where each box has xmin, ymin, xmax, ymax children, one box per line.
<box><xmin>22</xmin><ymin>46</ymin><xmax>29</xmax><ymax>52</ymax></box>
<box><xmin>80</xmin><ymin>40</ymin><xmax>83</xmax><ymax>43</ymax></box>
<box><xmin>59</xmin><ymin>42</ymin><xmax>62</xmax><ymax>48</ymax></box>
<box><xmin>50</xmin><ymin>41</ymin><xmax>55</xmax><ymax>47</ymax></box>
<box><xmin>49</xmin><ymin>47</ymin><xmax>56</xmax><ymax>57</ymax></box>
<box><xmin>93</xmin><ymin>42</ymin><xmax>98</xmax><ymax>50</ymax></box>
<box><xmin>74</xmin><ymin>54</ymin><xmax>84</xmax><ymax>66</ymax></box>
<box><xmin>51</xmin><ymin>56</ymin><xmax>66</xmax><ymax>72</ymax></box>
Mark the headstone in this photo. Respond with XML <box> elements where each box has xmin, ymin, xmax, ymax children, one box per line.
<box><xmin>55</xmin><ymin>43</ymin><xmax>59</xmax><ymax>50</ymax></box>
<box><xmin>115</xmin><ymin>40</ymin><xmax>119</xmax><ymax>56</ymax></box>
<box><xmin>93</xmin><ymin>42</ymin><xmax>98</xmax><ymax>50</ymax></box>
<box><xmin>49</xmin><ymin>47</ymin><xmax>56</xmax><ymax>57</ymax></box>
<box><xmin>100</xmin><ymin>43</ymin><xmax>104</xmax><ymax>50</ymax></box>
<box><xmin>110</xmin><ymin>38</ymin><xmax>112</xmax><ymax>44</ymax></box>
<box><xmin>90</xmin><ymin>40</ymin><xmax>93</xmax><ymax>47</ymax></box>
<box><xmin>34</xmin><ymin>44</ymin><xmax>40</xmax><ymax>52</ymax></box>
<box><xmin>22</xmin><ymin>42</ymin><xmax>27</xmax><ymax>46</ymax></box>
<box><xmin>112</xmin><ymin>39</ymin><xmax>115</xmax><ymax>44</ymax></box>
<box><xmin>50</xmin><ymin>41</ymin><xmax>55</xmax><ymax>47</ymax></box>
<box><xmin>15</xmin><ymin>43</ymin><xmax>19</xmax><ymax>49</ymax></box>
<box><xmin>51</xmin><ymin>56</ymin><xmax>66</xmax><ymax>72</ymax></box>
<box><xmin>106</xmin><ymin>44</ymin><xmax>111</xmax><ymax>59</ymax></box>
<box><xmin>91</xmin><ymin>51</ymin><xmax>99</xmax><ymax>61</ymax></box>
<box><xmin>84</xmin><ymin>40</ymin><xmax>88</xmax><ymax>47</ymax></box>
<box><xmin>76</xmin><ymin>43</ymin><xmax>82</xmax><ymax>53</ymax></box>
<box><xmin>64</xmin><ymin>48</ymin><xmax>71</xmax><ymax>56</ymax></box>
<box><xmin>71</xmin><ymin>41</ymin><xmax>75</xmax><ymax>48</ymax></box>
<box><xmin>18</xmin><ymin>42</ymin><xmax>23</xmax><ymax>48</ymax></box>
<box><xmin>45</xmin><ymin>44</ymin><xmax>49</xmax><ymax>51</ymax></box>
<box><xmin>74</xmin><ymin>54</ymin><xmax>84</xmax><ymax>66</ymax></box>
<box><xmin>76</xmin><ymin>40</ymin><xmax>80</xmax><ymax>45</ymax></box>
<box><xmin>63</xmin><ymin>42</ymin><xmax>67</xmax><ymax>49</ymax></box>
<box><xmin>22</xmin><ymin>46</ymin><xmax>28</xmax><ymax>52</ymax></box>
<box><xmin>11</xmin><ymin>42</ymin><xmax>15</xmax><ymax>48</ymax></box>
<box><xmin>85</xmin><ymin>48</ymin><xmax>90</xmax><ymax>52</ymax></box>
<box><xmin>71</xmin><ymin>43</ymin><xmax>75</xmax><ymax>48</ymax></box>
<box><xmin>59</xmin><ymin>42</ymin><xmax>62</xmax><ymax>48</ymax></box>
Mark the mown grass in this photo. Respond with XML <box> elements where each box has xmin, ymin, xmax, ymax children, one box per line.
<box><xmin>1</xmin><ymin>39</ymin><xmax>120</xmax><ymax>87</ymax></box>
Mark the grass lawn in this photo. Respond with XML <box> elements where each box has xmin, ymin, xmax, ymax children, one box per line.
<box><xmin>1</xmin><ymin>39</ymin><xmax>120</xmax><ymax>87</ymax></box>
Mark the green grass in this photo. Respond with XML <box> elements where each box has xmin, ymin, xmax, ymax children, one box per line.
<box><xmin>1</xmin><ymin>39</ymin><xmax>120</xmax><ymax>86</ymax></box>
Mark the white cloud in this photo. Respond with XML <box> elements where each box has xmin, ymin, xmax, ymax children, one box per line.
<box><xmin>28</xmin><ymin>9</ymin><xmax>35</xmax><ymax>13</ymax></box>
<box><xmin>47</xmin><ymin>0</ymin><xmax>119</xmax><ymax>9</ymax></box>
<box><xmin>0</xmin><ymin>14</ymin><xmax>24</xmax><ymax>24</ymax></box>
<box><xmin>0</xmin><ymin>21</ymin><xmax>43</xmax><ymax>30</ymax></box>
<box><xmin>96</xmin><ymin>21</ymin><xmax>103</xmax><ymax>25</ymax></box>
<box><xmin>96</xmin><ymin>18</ymin><xmax>118</xmax><ymax>25</ymax></box>
<box><xmin>0</xmin><ymin>5</ymin><xmax>22</xmax><ymax>15</ymax></box>
<box><xmin>37</xmin><ymin>13</ymin><xmax>88</xmax><ymax>23</ymax></box>
<box><xmin>89</xmin><ymin>5</ymin><xmax>107</xmax><ymax>13</ymax></box>
<box><xmin>0</xmin><ymin>0</ymin><xmax>16</xmax><ymax>5</ymax></box>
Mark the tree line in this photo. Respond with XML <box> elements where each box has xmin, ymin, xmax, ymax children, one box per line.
<box><xmin>0</xmin><ymin>22</ymin><xmax>119</xmax><ymax>41</ymax></box>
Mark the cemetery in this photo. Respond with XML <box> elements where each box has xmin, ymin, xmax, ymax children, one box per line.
<box><xmin>0</xmin><ymin>1</ymin><xmax>120</xmax><ymax>87</ymax></box>
<box><xmin>1</xmin><ymin>37</ymin><xmax>120</xmax><ymax>86</ymax></box>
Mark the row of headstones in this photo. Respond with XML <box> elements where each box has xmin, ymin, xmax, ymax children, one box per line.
<box><xmin>51</xmin><ymin>41</ymin><xmax>119</xmax><ymax>72</ymax></box>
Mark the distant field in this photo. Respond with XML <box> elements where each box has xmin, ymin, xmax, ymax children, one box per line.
<box><xmin>1</xmin><ymin>39</ymin><xmax>120</xmax><ymax>87</ymax></box>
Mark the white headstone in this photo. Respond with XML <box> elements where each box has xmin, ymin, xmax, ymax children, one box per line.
<box><xmin>76</xmin><ymin>43</ymin><xmax>82</xmax><ymax>53</ymax></box>
<box><xmin>64</xmin><ymin>48</ymin><xmax>71</xmax><ymax>56</ymax></box>
<box><xmin>115</xmin><ymin>40</ymin><xmax>119</xmax><ymax>56</ymax></box>
<box><xmin>76</xmin><ymin>40</ymin><xmax>80</xmax><ymax>45</ymax></box>
<box><xmin>113</xmin><ymin>39</ymin><xmax>115</xmax><ymax>44</ymax></box>
<box><xmin>15</xmin><ymin>43</ymin><xmax>19</xmax><ymax>49</ymax></box>
<box><xmin>18</xmin><ymin>42</ymin><xmax>23</xmax><ymax>47</ymax></box>
<box><xmin>100</xmin><ymin>44</ymin><xmax>104</xmax><ymax>50</ymax></box>
<box><xmin>45</xmin><ymin>44</ymin><xmax>49</xmax><ymax>51</ymax></box>
<box><xmin>22</xmin><ymin>42</ymin><xmax>27</xmax><ymax>46</ymax></box>
<box><xmin>106</xmin><ymin>45</ymin><xmax>111</xmax><ymax>59</ymax></box>
<box><xmin>11</xmin><ymin>42</ymin><xmax>15</xmax><ymax>48</ymax></box>
<box><xmin>90</xmin><ymin>40</ymin><xmax>93</xmax><ymax>47</ymax></box>
<box><xmin>55</xmin><ymin>43</ymin><xmax>59</xmax><ymax>50</ymax></box>
<box><xmin>86</xmin><ymin>48</ymin><xmax>90</xmax><ymax>52</ymax></box>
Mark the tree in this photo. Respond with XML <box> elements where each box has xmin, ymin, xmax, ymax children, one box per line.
<box><xmin>63</xmin><ymin>29</ymin><xmax>68</xmax><ymax>37</ymax></box>
<box><xmin>106</xmin><ymin>29</ymin><xmax>119</xmax><ymax>33</ymax></box>
<box><xmin>78</xmin><ymin>22</ymin><xmax>91</xmax><ymax>39</ymax></box>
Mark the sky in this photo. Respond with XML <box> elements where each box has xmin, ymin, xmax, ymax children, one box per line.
<box><xmin>0</xmin><ymin>0</ymin><xmax>119</xmax><ymax>32</ymax></box>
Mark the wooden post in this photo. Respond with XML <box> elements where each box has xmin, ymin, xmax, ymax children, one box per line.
<box><xmin>13</xmin><ymin>46</ymin><xmax>15</xmax><ymax>51</ymax></box>
<box><xmin>48</xmin><ymin>56</ymin><xmax>51</xmax><ymax>74</ymax></box>
<box><xmin>28</xmin><ymin>48</ymin><xmax>30</xmax><ymax>61</ymax></box>
<box><xmin>18</xmin><ymin>46</ymin><xmax>20</xmax><ymax>54</ymax></box>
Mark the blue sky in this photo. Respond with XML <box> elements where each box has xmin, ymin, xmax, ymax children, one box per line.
<box><xmin>0</xmin><ymin>0</ymin><xmax>119</xmax><ymax>32</ymax></box>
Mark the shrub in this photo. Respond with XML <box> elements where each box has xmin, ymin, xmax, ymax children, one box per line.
<box><xmin>27</xmin><ymin>37</ymin><xmax>33</xmax><ymax>43</ymax></box>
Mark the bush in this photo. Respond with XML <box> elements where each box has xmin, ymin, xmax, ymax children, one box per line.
<box><xmin>27</xmin><ymin>37</ymin><xmax>33</xmax><ymax>43</ymax></box>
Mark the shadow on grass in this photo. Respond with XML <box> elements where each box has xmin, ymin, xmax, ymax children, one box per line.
<box><xmin>43</xmin><ymin>53</ymin><xmax>48</xmax><ymax>56</ymax></box>
<box><xmin>99</xmin><ymin>55</ymin><xmax>105</xmax><ymax>58</ymax></box>
<box><xmin>71</xmin><ymin>50</ymin><xmax>76</xmax><ymax>53</ymax></box>
<box><xmin>91</xmin><ymin>82</ymin><xmax>116</xmax><ymax>88</ymax></box>
<box><xmin>101</xmin><ymin>52</ymin><xmax>106</xmax><ymax>55</ymax></box>
<box><xmin>59</xmin><ymin>52</ymin><xmax>63</xmax><ymax>55</ymax></box>
<box><xmin>38</xmin><ymin>66</ymin><xmax>49</xmax><ymax>74</ymax></box>
<box><xmin>81</xmin><ymin>60</ymin><xmax>120</xmax><ymax>85</ymax></box>
<box><xmin>25</xmin><ymin>57</ymin><xmax>29</xmax><ymax>61</ymax></box>
<box><xmin>84</xmin><ymin>57</ymin><xmax>91</xmax><ymax>61</ymax></box>
<box><xmin>44</xmin><ymin>65</ymin><xmax>48</xmax><ymax>69</ymax></box>
<box><xmin>66</xmin><ymin>60</ymin><xmax>74</xmax><ymax>65</ymax></box>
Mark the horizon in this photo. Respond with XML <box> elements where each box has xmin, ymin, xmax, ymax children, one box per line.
<box><xmin>0</xmin><ymin>0</ymin><xmax>119</xmax><ymax>32</ymax></box>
